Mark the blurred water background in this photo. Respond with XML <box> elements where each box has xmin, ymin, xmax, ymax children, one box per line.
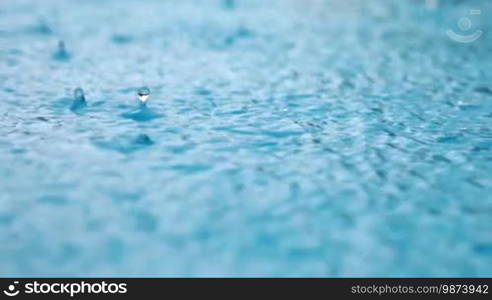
<box><xmin>0</xmin><ymin>0</ymin><xmax>491</xmax><ymax>276</ymax></box>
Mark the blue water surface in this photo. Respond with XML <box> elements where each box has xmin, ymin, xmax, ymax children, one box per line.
<box><xmin>0</xmin><ymin>0</ymin><xmax>492</xmax><ymax>277</ymax></box>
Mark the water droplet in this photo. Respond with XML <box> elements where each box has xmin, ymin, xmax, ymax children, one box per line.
<box><xmin>53</xmin><ymin>40</ymin><xmax>70</xmax><ymax>61</ymax></box>
<box><xmin>137</xmin><ymin>87</ymin><xmax>150</xmax><ymax>104</ymax></box>
<box><xmin>74</xmin><ymin>87</ymin><xmax>85</xmax><ymax>102</ymax></box>
<box><xmin>31</xmin><ymin>20</ymin><xmax>53</xmax><ymax>35</ymax></box>
<box><xmin>135</xmin><ymin>134</ymin><xmax>153</xmax><ymax>145</ymax></box>
<box><xmin>71</xmin><ymin>87</ymin><xmax>87</xmax><ymax>111</ymax></box>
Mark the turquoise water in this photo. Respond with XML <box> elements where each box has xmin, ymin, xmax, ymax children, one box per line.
<box><xmin>0</xmin><ymin>0</ymin><xmax>491</xmax><ymax>277</ymax></box>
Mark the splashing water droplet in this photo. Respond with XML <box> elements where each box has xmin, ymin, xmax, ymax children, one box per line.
<box><xmin>135</xmin><ymin>134</ymin><xmax>153</xmax><ymax>145</ymax></box>
<box><xmin>137</xmin><ymin>87</ymin><xmax>150</xmax><ymax>104</ymax></box>
<box><xmin>74</xmin><ymin>87</ymin><xmax>85</xmax><ymax>102</ymax></box>
<box><xmin>71</xmin><ymin>87</ymin><xmax>87</xmax><ymax>111</ymax></box>
<box><xmin>53</xmin><ymin>40</ymin><xmax>71</xmax><ymax>61</ymax></box>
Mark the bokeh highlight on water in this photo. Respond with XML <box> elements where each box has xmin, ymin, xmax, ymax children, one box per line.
<box><xmin>0</xmin><ymin>0</ymin><xmax>491</xmax><ymax>277</ymax></box>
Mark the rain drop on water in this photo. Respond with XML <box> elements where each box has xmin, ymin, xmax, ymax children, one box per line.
<box><xmin>53</xmin><ymin>40</ymin><xmax>71</xmax><ymax>61</ymax></box>
<box><xmin>137</xmin><ymin>87</ymin><xmax>150</xmax><ymax>104</ymax></box>
<box><xmin>74</xmin><ymin>87</ymin><xmax>86</xmax><ymax>102</ymax></box>
<box><xmin>71</xmin><ymin>87</ymin><xmax>87</xmax><ymax>111</ymax></box>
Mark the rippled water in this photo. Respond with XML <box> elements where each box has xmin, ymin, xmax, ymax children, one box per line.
<box><xmin>1</xmin><ymin>0</ymin><xmax>491</xmax><ymax>277</ymax></box>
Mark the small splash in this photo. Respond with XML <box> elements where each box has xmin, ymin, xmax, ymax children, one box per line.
<box><xmin>137</xmin><ymin>87</ymin><xmax>150</xmax><ymax>105</ymax></box>
<box><xmin>134</xmin><ymin>134</ymin><xmax>153</xmax><ymax>146</ymax></box>
<box><xmin>28</xmin><ymin>20</ymin><xmax>53</xmax><ymax>35</ymax></box>
<box><xmin>52</xmin><ymin>40</ymin><xmax>71</xmax><ymax>61</ymax></box>
<box><xmin>121</xmin><ymin>106</ymin><xmax>162</xmax><ymax>122</ymax></box>
<box><xmin>74</xmin><ymin>87</ymin><xmax>85</xmax><ymax>102</ymax></box>
<box><xmin>224</xmin><ymin>26</ymin><xmax>254</xmax><ymax>46</ymax></box>
<box><xmin>70</xmin><ymin>87</ymin><xmax>87</xmax><ymax>111</ymax></box>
